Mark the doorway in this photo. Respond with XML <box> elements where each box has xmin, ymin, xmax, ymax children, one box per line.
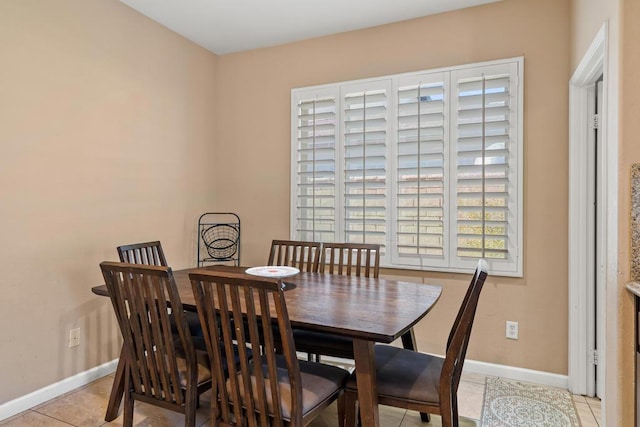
<box><xmin>569</xmin><ymin>19</ymin><xmax>621</xmax><ymax>426</ymax></box>
<box><xmin>568</xmin><ymin>23</ymin><xmax>609</xmax><ymax>401</ymax></box>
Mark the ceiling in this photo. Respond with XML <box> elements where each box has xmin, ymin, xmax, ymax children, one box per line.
<box><xmin>120</xmin><ymin>0</ymin><xmax>502</xmax><ymax>55</ymax></box>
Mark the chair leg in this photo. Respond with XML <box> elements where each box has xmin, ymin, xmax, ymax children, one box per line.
<box><xmin>185</xmin><ymin>401</ymin><xmax>197</xmax><ymax>427</ymax></box>
<box><xmin>105</xmin><ymin>347</ymin><xmax>126</xmax><ymax>421</ymax></box>
<box><xmin>344</xmin><ymin>390</ymin><xmax>358</xmax><ymax>427</ymax></box>
<box><xmin>123</xmin><ymin>374</ymin><xmax>134</xmax><ymax>427</ymax></box>
<box><xmin>184</xmin><ymin>382</ymin><xmax>198</xmax><ymax>427</ymax></box>
<box><xmin>337</xmin><ymin>393</ymin><xmax>346</xmax><ymax>427</ymax></box>
<box><xmin>440</xmin><ymin>391</ymin><xmax>457</xmax><ymax>427</ymax></box>
<box><xmin>452</xmin><ymin>395</ymin><xmax>459</xmax><ymax>427</ymax></box>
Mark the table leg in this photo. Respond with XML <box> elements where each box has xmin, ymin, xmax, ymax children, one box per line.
<box><xmin>105</xmin><ymin>347</ymin><xmax>126</xmax><ymax>421</ymax></box>
<box><xmin>353</xmin><ymin>339</ymin><xmax>380</xmax><ymax>427</ymax></box>
<box><xmin>400</xmin><ymin>328</ymin><xmax>417</xmax><ymax>351</ymax></box>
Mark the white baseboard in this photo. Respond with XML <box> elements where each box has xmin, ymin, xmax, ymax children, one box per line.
<box><xmin>0</xmin><ymin>359</ymin><xmax>118</xmax><ymax>422</ymax></box>
<box><xmin>463</xmin><ymin>359</ymin><xmax>569</xmax><ymax>389</ymax></box>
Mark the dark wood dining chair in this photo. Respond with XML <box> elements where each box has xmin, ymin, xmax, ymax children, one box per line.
<box><xmin>320</xmin><ymin>242</ymin><xmax>380</xmax><ymax>278</ymax></box>
<box><xmin>189</xmin><ymin>270</ymin><xmax>349</xmax><ymax>426</ymax></box>
<box><xmin>343</xmin><ymin>259</ymin><xmax>489</xmax><ymax>427</ymax></box>
<box><xmin>261</xmin><ymin>240</ymin><xmax>321</xmax><ymax>355</ymax></box>
<box><xmin>100</xmin><ymin>262</ymin><xmax>212</xmax><ymax>427</ymax></box>
<box><xmin>117</xmin><ymin>241</ymin><xmax>203</xmax><ymax>337</ymax></box>
<box><xmin>268</xmin><ymin>239</ymin><xmax>322</xmax><ymax>272</ymax></box>
<box><xmin>117</xmin><ymin>241</ymin><xmax>167</xmax><ymax>266</ymax></box>
<box><xmin>295</xmin><ymin>242</ymin><xmax>418</xmax><ymax>362</ymax></box>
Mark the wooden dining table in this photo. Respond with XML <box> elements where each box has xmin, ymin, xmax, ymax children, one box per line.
<box><xmin>92</xmin><ymin>265</ymin><xmax>442</xmax><ymax>427</ymax></box>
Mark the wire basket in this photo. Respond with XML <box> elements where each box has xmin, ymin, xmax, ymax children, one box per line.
<box><xmin>201</xmin><ymin>224</ymin><xmax>239</xmax><ymax>261</ymax></box>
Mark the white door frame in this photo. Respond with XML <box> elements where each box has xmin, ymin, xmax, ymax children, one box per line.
<box><xmin>568</xmin><ymin>21</ymin><xmax>619</xmax><ymax>424</ymax></box>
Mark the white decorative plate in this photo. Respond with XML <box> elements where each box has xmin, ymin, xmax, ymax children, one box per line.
<box><xmin>245</xmin><ymin>266</ymin><xmax>300</xmax><ymax>278</ymax></box>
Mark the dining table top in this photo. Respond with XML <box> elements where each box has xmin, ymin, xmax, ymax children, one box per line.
<box><xmin>92</xmin><ymin>264</ymin><xmax>442</xmax><ymax>344</ymax></box>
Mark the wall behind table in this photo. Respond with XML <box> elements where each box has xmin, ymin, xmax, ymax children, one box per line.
<box><xmin>215</xmin><ymin>0</ymin><xmax>571</xmax><ymax>374</ymax></box>
<box><xmin>0</xmin><ymin>0</ymin><xmax>218</xmax><ymax>403</ymax></box>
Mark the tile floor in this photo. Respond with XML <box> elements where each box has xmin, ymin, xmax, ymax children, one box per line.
<box><xmin>0</xmin><ymin>371</ymin><xmax>602</xmax><ymax>426</ymax></box>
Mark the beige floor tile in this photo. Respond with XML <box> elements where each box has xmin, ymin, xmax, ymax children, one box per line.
<box><xmin>572</xmin><ymin>394</ymin><xmax>587</xmax><ymax>403</ymax></box>
<box><xmin>401</xmin><ymin>411</ymin><xmax>479</xmax><ymax>427</ymax></box>
<box><xmin>378</xmin><ymin>405</ymin><xmax>407</xmax><ymax>427</ymax></box>
<box><xmin>457</xmin><ymin>380</ymin><xmax>486</xmax><ymax>420</ymax></box>
<box><xmin>461</xmin><ymin>371</ymin><xmax>487</xmax><ymax>385</ymax></box>
<box><xmin>585</xmin><ymin>396</ymin><xmax>601</xmax><ymax>425</ymax></box>
<box><xmin>307</xmin><ymin>401</ymin><xmax>339</xmax><ymax>427</ymax></box>
<box><xmin>102</xmin><ymin>400</ymin><xmax>210</xmax><ymax>427</ymax></box>
<box><xmin>34</xmin><ymin>373</ymin><xmax>210</xmax><ymax>427</ymax></box>
<box><xmin>589</xmin><ymin>402</ymin><xmax>602</xmax><ymax>425</ymax></box>
<box><xmin>0</xmin><ymin>411</ymin><xmax>25</xmax><ymax>425</ymax></box>
<box><xmin>586</xmin><ymin>396</ymin><xmax>601</xmax><ymax>408</ymax></box>
<box><xmin>33</xmin><ymin>376</ymin><xmax>114</xmax><ymax>427</ymax></box>
<box><xmin>574</xmin><ymin>401</ymin><xmax>599</xmax><ymax>427</ymax></box>
<box><xmin>0</xmin><ymin>411</ymin><xmax>74</xmax><ymax>426</ymax></box>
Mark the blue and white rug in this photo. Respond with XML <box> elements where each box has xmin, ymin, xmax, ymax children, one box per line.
<box><xmin>481</xmin><ymin>377</ymin><xmax>580</xmax><ymax>427</ymax></box>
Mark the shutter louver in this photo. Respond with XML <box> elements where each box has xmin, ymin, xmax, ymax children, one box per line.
<box><xmin>395</xmin><ymin>74</ymin><xmax>448</xmax><ymax>266</ymax></box>
<box><xmin>342</xmin><ymin>82</ymin><xmax>390</xmax><ymax>249</ymax></box>
<box><xmin>294</xmin><ymin>91</ymin><xmax>337</xmax><ymax>242</ymax></box>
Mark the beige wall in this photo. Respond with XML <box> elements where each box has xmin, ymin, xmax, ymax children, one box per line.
<box><xmin>570</xmin><ymin>0</ymin><xmax>619</xmax><ymax>69</ymax></box>
<box><xmin>215</xmin><ymin>0</ymin><xmax>572</xmax><ymax>374</ymax></box>
<box><xmin>0</xmin><ymin>0</ymin><xmax>218</xmax><ymax>403</ymax></box>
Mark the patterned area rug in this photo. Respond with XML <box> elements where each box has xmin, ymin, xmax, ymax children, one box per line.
<box><xmin>481</xmin><ymin>377</ymin><xmax>580</xmax><ymax>427</ymax></box>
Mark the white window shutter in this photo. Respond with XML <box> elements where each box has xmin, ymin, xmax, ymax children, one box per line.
<box><xmin>340</xmin><ymin>80</ymin><xmax>391</xmax><ymax>253</ymax></box>
<box><xmin>449</xmin><ymin>62</ymin><xmax>521</xmax><ymax>275</ymax></box>
<box><xmin>292</xmin><ymin>57</ymin><xmax>523</xmax><ymax>277</ymax></box>
<box><xmin>393</xmin><ymin>72</ymin><xmax>449</xmax><ymax>268</ymax></box>
<box><xmin>291</xmin><ymin>87</ymin><xmax>338</xmax><ymax>242</ymax></box>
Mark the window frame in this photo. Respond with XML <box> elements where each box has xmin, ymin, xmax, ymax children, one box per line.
<box><xmin>291</xmin><ymin>57</ymin><xmax>524</xmax><ymax>277</ymax></box>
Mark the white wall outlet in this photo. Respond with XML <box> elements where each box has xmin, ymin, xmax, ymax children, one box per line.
<box><xmin>506</xmin><ymin>321</ymin><xmax>518</xmax><ymax>340</ymax></box>
<box><xmin>69</xmin><ymin>328</ymin><xmax>80</xmax><ymax>348</ymax></box>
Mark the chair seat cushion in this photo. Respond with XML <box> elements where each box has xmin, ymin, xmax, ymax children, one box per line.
<box><xmin>346</xmin><ymin>344</ymin><xmax>443</xmax><ymax>405</ymax></box>
<box><xmin>170</xmin><ymin>310</ymin><xmax>204</xmax><ymax>337</ymax></box>
<box><xmin>174</xmin><ymin>342</ymin><xmax>212</xmax><ymax>388</ymax></box>
<box><xmin>228</xmin><ymin>357</ymin><xmax>349</xmax><ymax>420</ymax></box>
<box><xmin>293</xmin><ymin>329</ymin><xmax>354</xmax><ymax>359</ymax></box>
<box><xmin>173</xmin><ymin>338</ymin><xmax>253</xmax><ymax>388</ymax></box>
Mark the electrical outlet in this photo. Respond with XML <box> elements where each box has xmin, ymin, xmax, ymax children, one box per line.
<box><xmin>69</xmin><ymin>328</ymin><xmax>80</xmax><ymax>348</ymax></box>
<box><xmin>506</xmin><ymin>321</ymin><xmax>518</xmax><ymax>340</ymax></box>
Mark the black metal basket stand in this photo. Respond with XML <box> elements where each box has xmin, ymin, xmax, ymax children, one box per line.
<box><xmin>197</xmin><ymin>212</ymin><xmax>240</xmax><ymax>267</ymax></box>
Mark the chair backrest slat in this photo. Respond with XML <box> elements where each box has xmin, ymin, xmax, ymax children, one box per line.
<box><xmin>117</xmin><ymin>241</ymin><xmax>167</xmax><ymax>267</ymax></box>
<box><xmin>268</xmin><ymin>240</ymin><xmax>322</xmax><ymax>273</ymax></box>
<box><xmin>320</xmin><ymin>243</ymin><xmax>381</xmax><ymax>278</ymax></box>
<box><xmin>190</xmin><ymin>271</ymin><xmax>303</xmax><ymax>426</ymax></box>
<box><xmin>101</xmin><ymin>262</ymin><xmax>195</xmax><ymax>406</ymax></box>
